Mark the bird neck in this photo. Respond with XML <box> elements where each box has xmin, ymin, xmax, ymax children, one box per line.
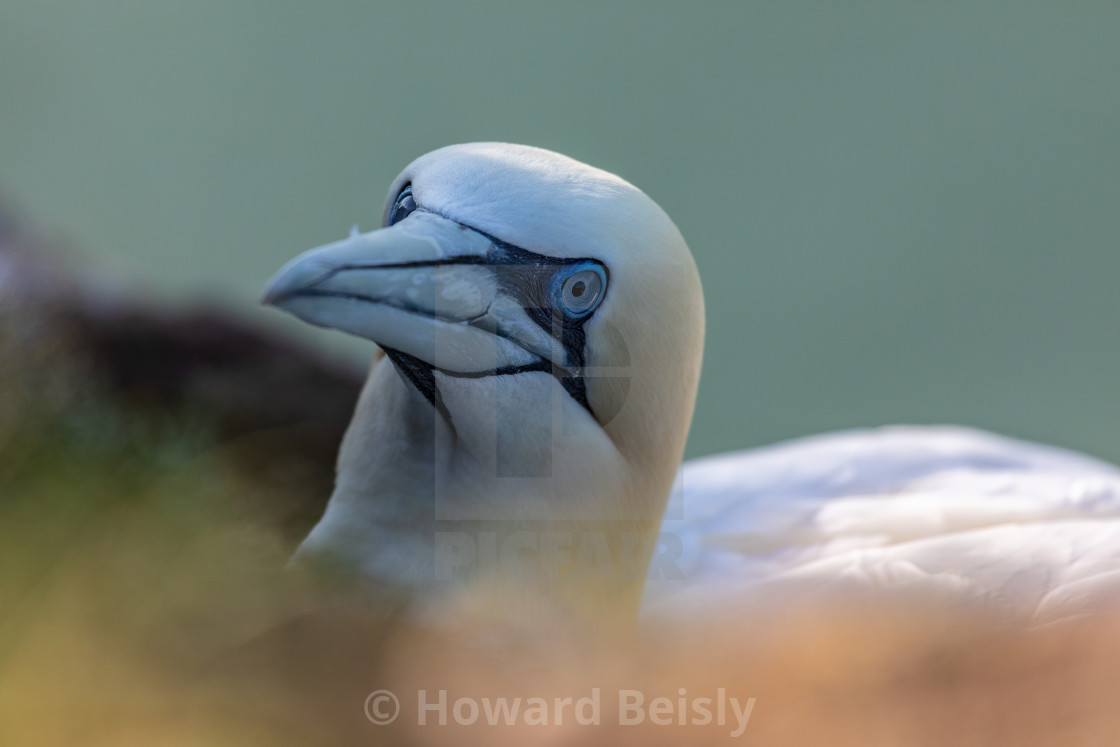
<box><xmin>296</xmin><ymin>356</ymin><xmax>668</xmax><ymax>631</ymax></box>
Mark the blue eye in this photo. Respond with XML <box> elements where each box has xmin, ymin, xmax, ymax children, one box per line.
<box><xmin>550</xmin><ymin>262</ymin><xmax>607</xmax><ymax>320</ymax></box>
<box><xmin>388</xmin><ymin>185</ymin><xmax>417</xmax><ymax>225</ymax></box>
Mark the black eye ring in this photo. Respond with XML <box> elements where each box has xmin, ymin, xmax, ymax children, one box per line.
<box><xmin>388</xmin><ymin>185</ymin><xmax>417</xmax><ymax>226</ymax></box>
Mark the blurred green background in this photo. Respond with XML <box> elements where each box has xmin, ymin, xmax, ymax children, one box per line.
<box><xmin>2</xmin><ymin>0</ymin><xmax>1118</xmax><ymax>462</ymax></box>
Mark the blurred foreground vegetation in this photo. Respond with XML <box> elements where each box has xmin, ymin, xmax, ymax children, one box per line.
<box><xmin>0</xmin><ymin>389</ymin><xmax>305</xmax><ymax>744</ymax></box>
<box><xmin>0</xmin><ymin>209</ymin><xmax>375</xmax><ymax>744</ymax></box>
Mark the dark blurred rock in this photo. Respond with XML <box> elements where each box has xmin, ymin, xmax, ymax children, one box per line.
<box><xmin>0</xmin><ymin>197</ymin><xmax>363</xmax><ymax>545</ymax></box>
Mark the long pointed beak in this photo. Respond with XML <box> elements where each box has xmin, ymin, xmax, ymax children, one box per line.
<box><xmin>262</xmin><ymin>212</ymin><xmax>542</xmax><ymax>373</ymax></box>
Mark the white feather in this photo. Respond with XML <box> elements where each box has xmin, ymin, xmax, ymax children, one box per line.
<box><xmin>648</xmin><ymin>426</ymin><xmax>1120</xmax><ymax>623</ymax></box>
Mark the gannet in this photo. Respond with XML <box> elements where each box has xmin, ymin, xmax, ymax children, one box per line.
<box><xmin>263</xmin><ymin>143</ymin><xmax>1120</xmax><ymax>629</ymax></box>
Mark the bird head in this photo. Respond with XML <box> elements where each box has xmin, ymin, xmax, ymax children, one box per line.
<box><xmin>263</xmin><ymin>143</ymin><xmax>704</xmax><ymax>626</ymax></box>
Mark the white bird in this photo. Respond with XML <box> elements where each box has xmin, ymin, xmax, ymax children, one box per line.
<box><xmin>263</xmin><ymin>143</ymin><xmax>1120</xmax><ymax>630</ymax></box>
